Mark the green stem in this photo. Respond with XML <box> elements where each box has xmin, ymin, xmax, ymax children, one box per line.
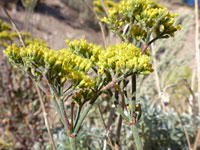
<box><xmin>69</xmin><ymin>137</ymin><xmax>76</xmax><ymax>150</ymax></box>
<box><xmin>73</xmin><ymin>103</ymin><xmax>93</xmax><ymax>134</ymax></box>
<box><xmin>145</xmin><ymin>13</ymin><xmax>167</xmax><ymax>43</ymax></box>
<box><xmin>115</xmin><ymin>104</ymin><xmax>129</xmax><ymax>123</ymax></box>
<box><xmin>59</xmin><ymin>99</ymin><xmax>71</xmax><ymax>131</ymax></box>
<box><xmin>73</xmin><ymin>92</ymin><xmax>100</xmax><ymax>135</ymax></box>
<box><xmin>63</xmin><ymin>88</ymin><xmax>73</xmax><ymax>97</ymax></box>
<box><xmin>130</xmin><ymin>74</ymin><xmax>136</xmax><ymax>120</ymax></box>
<box><xmin>48</xmin><ymin>82</ymin><xmax>72</xmax><ymax>131</ymax></box>
<box><xmin>131</xmin><ymin>125</ymin><xmax>143</xmax><ymax>150</ymax></box>
<box><xmin>74</xmin><ymin>107</ymin><xmax>81</xmax><ymax>129</ymax></box>
<box><xmin>49</xmin><ymin>82</ymin><xmax>60</xmax><ymax>98</ymax></box>
<box><xmin>109</xmin><ymin>90</ymin><xmax>129</xmax><ymax>122</ymax></box>
<box><xmin>51</xmin><ymin>98</ymin><xmax>65</xmax><ymax>128</ymax></box>
<box><xmin>123</xmin><ymin>80</ymin><xmax>128</xmax><ymax>99</ymax></box>
<box><xmin>130</xmin><ymin>74</ymin><xmax>143</xmax><ymax>150</ymax></box>
<box><xmin>48</xmin><ymin>82</ymin><xmax>71</xmax><ymax>130</ymax></box>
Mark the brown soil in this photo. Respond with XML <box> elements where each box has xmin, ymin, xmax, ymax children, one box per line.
<box><xmin>0</xmin><ymin>0</ymin><xmax>104</xmax><ymax>49</ymax></box>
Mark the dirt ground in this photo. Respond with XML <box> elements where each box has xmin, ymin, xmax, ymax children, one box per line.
<box><xmin>0</xmin><ymin>0</ymin><xmax>104</xmax><ymax>50</ymax></box>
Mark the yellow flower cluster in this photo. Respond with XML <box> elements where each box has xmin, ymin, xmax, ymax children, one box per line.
<box><xmin>0</xmin><ymin>20</ymin><xmax>11</xmax><ymax>31</ymax></box>
<box><xmin>0</xmin><ymin>31</ymin><xmax>32</xmax><ymax>44</ymax></box>
<box><xmin>0</xmin><ymin>20</ymin><xmax>13</xmax><ymax>47</ymax></box>
<box><xmin>0</xmin><ymin>31</ymin><xmax>12</xmax><ymax>41</ymax></box>
<box><xmin>3</xmin><ymin>44</ymin><xmax>95</xmax><ymax>88</ymax></box>
<box><xmin>97</xmin><ymin>43</ymin><xmax>153</xmax><ymax>75</ymax></box>
<box><xmin>101</xmin><ymin>5</ymin><xmax>124</xmax><ymax>32</ymax></box>
<box><xmin>102</xmin><ymin>0</ymin><xmax>181</xmax><ymax>41</ymax></box>
<box><xmin>66</xmin><ymin>38</ymin><xmax>102</xmax><ymax>63</ymax></box>
<box><xmin>3</xmin><ymin>44</ymin><xmax>23</xmax><ymax>64</ymax></box>
<box><xmin>0</xmin><ymin>19</ymin><xmax>44</xmax><ymax>48</ymax></box>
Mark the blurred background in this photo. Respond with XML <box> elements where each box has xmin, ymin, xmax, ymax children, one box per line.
<box><xmin>0</xmin><ymin>0</ymin><xmax>200</xmax><ymax>150</ymax></box>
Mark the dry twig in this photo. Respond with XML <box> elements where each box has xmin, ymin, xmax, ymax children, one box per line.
<box><xmin>115</xmin><ymin>82</ymin><xmax>125</xmax><ymax>150</ymax></box>
<box><xmin>176</xmin><ymin>109</ymin><xmax>192</xmax><ymax>150</ymax></box>
<box><xmin>81</xmin><ymin>0</ymin><xmax>108</xmax><ymax>47</ymax></box>
<box><xmin>0</xmin><ymin>4</ymin><xmax>25</xmax><ymax>49</ymax></box>
<box><xmin>98</xmin><ymin>104</ymin><xmax>114</xmax><ymax>150</ymax></box>
<box><xmin>99</xmin><ymin>0</ymin><xmax>109</xmax><ymax>17</ymax></box>
<box><xmin>195</xmin><ymin>0</ymin><xmax>200</xmax><ymax>114</ymax></box>
<box><xmin>151</xmin><ymin>42</ymin><xmax>166</xmax><ymax>112</ymax></box>
<box><xmin>35</xmin><ymin>83</ymin><xmax>56</xmax><ymax>150</ymax></box>
<box><xmin>193</xmin><ymin>129</ymin><xmax>200</xmax><ymax>150</ymax></box>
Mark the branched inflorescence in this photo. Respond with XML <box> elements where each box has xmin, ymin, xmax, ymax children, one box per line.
<box><xmin>66</xmin><ymin>38</ymin><xmax>102</xmax><ymax>64</ymax></box>
<box><xmin>3</xmin><ymin>39</ymin><xmax>154</xmax><ymax>90</ymax></box>
<box><xmin>101</xmin><ymin>0</ymin><xmax>181</xmax><ymax>43</ymax></box>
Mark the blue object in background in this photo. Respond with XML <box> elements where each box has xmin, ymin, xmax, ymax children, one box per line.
<box><xmin>186</xmin><ymin>0</ymin><xmax>200</xmax><ymax>5</ymax></box>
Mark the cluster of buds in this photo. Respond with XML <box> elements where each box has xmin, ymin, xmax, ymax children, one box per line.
<box><xmin>0</xmin><ymin>31</ymin><xmax>31</xmax><ymax>45</ymax></box>
<box><xmin>101</xmin><ymin>0</ymin><xmax>181</xmax><ymax>43</ymax></box>
<box><xmin>97</xmin><ymin>43</ymin><xmax>153</xmax><ymax>75</ymax></box>
<box><xmin>66</xmin><ymin>38</ymin><xmax>102</xmax><ymax>64</ymax></box>
<box><xmin>0</xmin><ymin>31</ymin><xmax>13</xmax><ymax>42</ymax></box>
<box><xmin>0</xmin><ymin>20</ymin><xmax>11</xmax><ymax>31</ymax></box>
<box><xmin>3</xmin><ymin>43</ymin><xmax>95</xmax><ymax>88</ymax></box>
<box><xmin>0</xmin><ymin>19</ymin><xmax>44</xmax><ymax>48</ymax></box>
<box><xmin>0</xmin><ymin>20</ymin><xmax>16</xmax><ymax>47</ymax></box>
<box><xmin>3</xmin><ymin>44</ymin><xmax>23</xmax><ymax>64</ymax></box>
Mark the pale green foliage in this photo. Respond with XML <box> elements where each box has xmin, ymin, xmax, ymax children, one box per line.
<box><xmin>35</xmin><ymin>126</ymin><xmax>107</xmax><ymax>150</ymax></box>
<box><xmin>139</xmin><ymin>97</ymin><xmax>200</xmax><ymax>150</ymax></box>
